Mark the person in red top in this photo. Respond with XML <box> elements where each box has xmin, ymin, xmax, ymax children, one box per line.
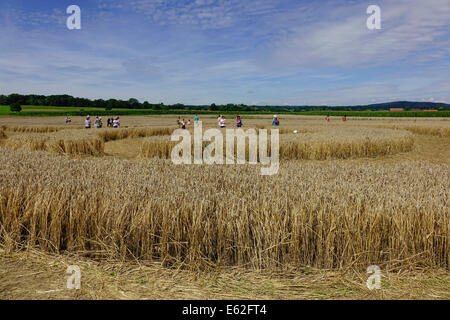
<box><xmin>272</xmin><ymin>115</ymin><xmax>280</xmax><ymax>126</ymax></box>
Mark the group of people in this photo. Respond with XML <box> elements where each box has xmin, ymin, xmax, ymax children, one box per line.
<box><xmin>72</xmin><ymin>113</ymin><xmax>351</xmax><ymax>130</ymax></box>
<box><xmin>73</xmin><ymin>113</ymin><xmax>337</xmax><ymax>130</ymax></box>
<box><xmin>177</xmin><ymin>118</ymin><xmax>191</xmax><ymax>129</ymax></box>
<box><xmin>174</xmin><ymin>114</ymin><xmax>279</xmax><ymax>129</ymax></box>
<box><xmin>71</xmin><ymin>113</ymin><xmax>349</xmax><ymax>131</ymax></box>
<box><xmin>106</xmin><ymin>116</ymin><xmax>121</xmax><ymax>128</ymax></box>
<box><xmin>325</xmin><ymin>115</ymin><xmax>347</xmax><ymax>122</ymax></box>
<box><xmin>174</xmin><ymin>114</ymin><xmax>247</xmax><ymax>129</ymax></box>
<box><xmin>217</xmin><ymin>115</ymin><xmax>226</xmax><ymax>128</ymax></box>
<box><xmin>216</xmin><ymin>115</ymin><xmax>244</xmax><ymax>128</ymax></box>
<box><xmin>83</xmin><ymin>115</ymin><xmax>120</xmax><ymax>129</ymax></box>
<box><xmin>177</xmin><ymin>115</ymin><xmax>201</xmax><ymax>129</ymax></box>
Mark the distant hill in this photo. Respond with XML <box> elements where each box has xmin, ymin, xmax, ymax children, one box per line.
<box><xmin>359</xmin><ymin>101</ymin><xmax>450</xmax><ymax>110</ymax></box>
<box><xmin>283</xmin><ymin>101</ymin><xmax>450</xmax><ymax>111</ymax></box>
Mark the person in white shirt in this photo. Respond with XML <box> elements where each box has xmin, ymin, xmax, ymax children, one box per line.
<box><xmin>113</xmin><ymin>116</ymin><xmax>120</xmax><ymax>128</ymax></box>
<box><xmin>219</xmin><ymin>115</ymin><xmax>226</xmax><ymax>128</ymax></box>
<box><xmin>85</xmin><ymin>116</ymin><xmax>91</xmax><ymax>129</ymax></box>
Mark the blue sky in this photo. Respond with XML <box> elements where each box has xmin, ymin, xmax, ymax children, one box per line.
<box><xmin>0</xmin><ymin>0</ymin><xmax>449</xmax><ymax>105</ymax></box>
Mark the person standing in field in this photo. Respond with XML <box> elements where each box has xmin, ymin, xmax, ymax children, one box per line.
<box><xmin>326</xmin><ymin>115</ymin><xmax>330</xmax><ymax>122</ymax></box>
<box><xmin>236</xmin><ymin>115</ymin><xmax>242</xmax><ymax>128</ymax></box>
<box><xmin>272</xmin><ymin>115</ymin><xmax>279</xmax><ymax>126</ymax></box>
<box><xmin>85</xmin><ymin>116</ymin><xmax>91</xmax><ymax>129</ymax></box>
<box><xmin>65</xmin><ymin>116</ymin><xmax>71</xmax><ymax>124</ymax></box>
<box><xmin>219</xmin><ymin>115</ymin><xmax>226</xmax><ymax>128</ymax></box>
<box><xmin>343</xmin><ymin>115</ymin><xmax>347</xmax><ymax>122</ymax></box>
<box><xmin>181</xmin><ymin>119</ymin><xmax>186</xmax><ymax>129</ymax></box>
<box><xmin>94</xmin><ymin>116</ymin><xmax>100</xmax><ymax>128</ymax></box>
<box><xmin>113</xmin><ymin>116</ymin><xmax>120</xmax><ymax>128</ymax></box>
<box><xmin>187</xmin><ymin>119</ymin><xmax>191</xmax><ymax>126</ymax></box>
<box><xmin>194</xmin><ymin>114</ymin><xmax>199</xmax><ymax>125</ymax></box>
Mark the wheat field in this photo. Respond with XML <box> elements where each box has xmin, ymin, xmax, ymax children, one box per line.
<box><xmin>1</xmin><ymin>147</ymin><xmax>448</xmax><ymax>270</ymax></box>
<box><xmin>0</xmin><ymin>115</ymin><xmax>449</xmax><ymax>299</ymax></box>
<box><xmin>139</xmin><ymin>127</ymin><xmax>414</xmax><ymax>161</ymax></box>
<box><xmin>1</xmin><ymin>130</ymin><xmax>104</xmax><ymax>156</ymax></box>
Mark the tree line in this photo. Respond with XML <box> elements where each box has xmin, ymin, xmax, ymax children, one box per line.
<box><xmin>1</xmin><ymin>93</ymin><xmax>449</xmax><ymax>112</ymax></box>
<box><xmin>0</xmin><ymin>94</ymin><xmax>268</xmax><ymax>112</ymax></box>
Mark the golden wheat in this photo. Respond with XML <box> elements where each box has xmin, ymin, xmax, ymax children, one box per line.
<box><xmin>0</xmin><ymin>118</ymin><xmax>448</xmax><ymax>273</ymax></box>
<box><xmin>140</xmin><ymin>137</ymin><xmax>176</xmax><ymax>159</ymax></box>
<box><xmin>279</xmin><ymin>128</ymin><xmax>414</xmax><ymax>160</ymax></box>
<box><xmin>2</xmin><ymin>125</ymin><xmax>63</xmax><ymax>133</ymax></box>
<box><xmin>380</xmin><ymin>125</ymin><xmax>450</xmax><ymax>138</ymax></box>
<box><xmin>1</xmin><ymin>130</ymin><xmax>104</xmax><ymax>156</ymax></box>
<box><xmin>98</xmin><ymin>128</ymin><xmax>174</xmax><ymax>142</ymax></box>
<box><xmin>140</xmin><ymin>127</ymin><xmax>414</xmax><ymax>160</ymax></box>
<box><xmin>0</xmin><ymin>147</ymin><xmax>448</xmax><ymax>270</ymax></box>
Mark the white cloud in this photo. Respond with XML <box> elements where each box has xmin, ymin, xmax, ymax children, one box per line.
<box><xmin>101</xmin><ymin>0</ymin><xmax>282</xmax><ymax>28</ymax></box>
<box><xmin>267</xmin><ymin>0</ymin><xmax>450</xmax><ymax>69</ymax></box>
